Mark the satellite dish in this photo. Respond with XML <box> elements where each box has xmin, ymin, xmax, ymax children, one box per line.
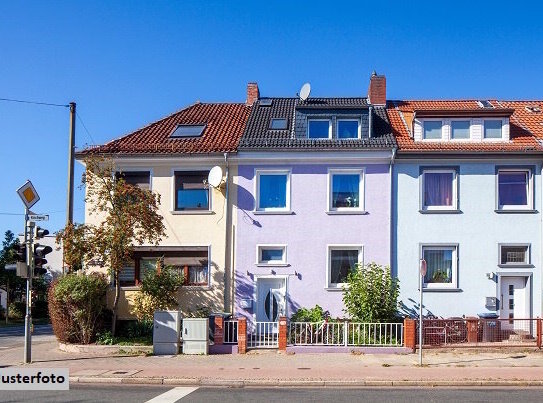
<box><xmin>207</xmin><ymin>166</ymin><xmax>224</xmax><ymax>188</ymax></box>
<box><xmin>299</xmin><ymin>82</ymin><xmax>311</xmax><ymax>101</ymax></box>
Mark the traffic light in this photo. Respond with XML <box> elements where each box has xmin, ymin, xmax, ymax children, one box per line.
<box><xmin>15</xmin><ymin>243</ymin><xmax>27</xmax><ymax>263</ymax></box>
<box><xmin>34</xmin><ymin>226</ymin><xmax>49</xmax><ymax>239</ymax></box>
<box><xmin>33</xmin><ymin>244</ymin><xmax>52</xmax><ymax>277</ymax></box>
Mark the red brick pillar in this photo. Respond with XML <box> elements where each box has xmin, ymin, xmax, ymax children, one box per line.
<box><xmin>214</xmin><ymin>316</ymin><xmax>224</xmax><ymax>345</ymax></box>
<box><xmin>403</xmin><ymin>318</ymin><xmax>416</xmax><ymax>352</ymax></box>
<box><xmin>466</xmin><ymin>317</ymin><xmax>478</xmax><ymax>344</ymax></box>
<box><xmin>237</xmin><ymin>317</ymin><xmax>247</xmax><ymax>354</ymax></box>
<box><xmin>278</xmin><ymin>316</ymin><xmax>287</xmax><ymax>351</ymax></box>
<box><xmin>537</xmin><ymin>318</ymin><xmax>542</xmax><ymax>349</ymax></box>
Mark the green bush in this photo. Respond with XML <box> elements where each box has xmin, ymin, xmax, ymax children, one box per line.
<box><xmin>8</xmin><ymin>301</ymin><xmax>26</xmax><ymax>320</ymax></box>
<box><xmin>342</xmin><ymin>262</ymin><xmax>400</xmax><ymax>322</ymax></box>
<box><xmin>48</xmin><ymin>273</ymin><xmax>108</xmax><ymax>344</ymax></box>
<box><xmin>290</xmin><ymin>305</ymin><xmax>329</xmax><ymax>322</ymax></box>
<box><xmin>132</xmin><ymin>264</ymin><xmax>182</xmax><ymax>322</ymax></box>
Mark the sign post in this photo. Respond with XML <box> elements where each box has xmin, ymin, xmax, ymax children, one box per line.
<box><xmin>16</xmin><ymin>180</ymin><xmax>40</xmax><ymax>364</ymax></box>
<box><xmin>419</xmin><ymin>259</ymin><xmax>427</xmax><ymax>366</ymax></box>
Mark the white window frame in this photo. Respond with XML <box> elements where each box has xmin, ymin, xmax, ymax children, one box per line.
<box><xmin>170</xmin><ymin>167</ymin><xmax>214</xmax><ymax>214</ymax></box>
<box><xmin>421</xmin><ymin>244</ymin><xmax>458</xmax><ymax>290</ymax></box>
<box><xmin>256</xmin><ymin>244</ymin><xmax>288</xmax><ymax>266</ymax></box>
<box><xmin>498</xmin><ymin>243</ymin><xmax>531</xmax><ymax>267</ymax></box>
<box><xmin>422</xmin><ymin>119</ymin><xmax>443</xmax><ymax>141</ymax></box>
<box><xmin>326</xmin><ymin>245</ymin><xmax>364</xmax><ymax>289</ymax></box>
<box><xmin>420</xmin><ymin>168</ymin><xmax>458</xmax><ymax>211</ymax></box>
<box><xmin>449</xmin><ymin>119</ymin><xmax>472</xmax><ymax>141</ymax></box>
<box><xmin>496</xmin><ymin>168</ymin><xmax>533</xmax><ymax>211</ymax></box>
<box><xmin>483</xmin><ymin>119</ymin><xmax>504</xmax><ymax>141</ymax></box>
<box><xmin>336</xmin><ymin>118</ymin><xmax>361</xmax><ymax>139</ymax></box>
<box><xmin>254</xmin><ymin>169</ymin><xmax>292</xmax><ymax>213</ymax></box>
<box><xmin>307</xmin><ymin>119</ymin><xmax>332</xmax><ymax>139</ymax></box>
<box><xmin>327</xmin><ymin>168</ymin><xmax>365</xmax><ymax>213</ymax></box>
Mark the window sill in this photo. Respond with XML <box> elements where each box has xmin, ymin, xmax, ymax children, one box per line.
<box><xmin>423</xmin><ymin>288</ymin><xmax>462</xmax><ymax>292</ymax></box>
<box><xmin>255</xmin><ymin>263</ymin><xmax>290</xmax><ymax>267</ymax></box>
<box><xmin>253</xmin><ymin>210</ymin><xmax>294</xmax><ymax>215</ymax></box>
<box><xmin>497</xmin><ymin>264</ymin><xmax>534</xmax><ymax>269</ymax></box>
<box><xmin>494</xmin><ymin>209</ymin><xmax>537</xmax><ymax>214</ymax></box>
<box><xmin>419</xmin><ymin>209</ymin><xmax>462</xmax><ymax>214</ymax></box>
<box><xmin>170</xmin><ymin>210</ymin><xmax>215</xmax><ymax>215</ymax></box>
<box><xmin>326</xmin><ymin>210</ymin><xmax>368</xmax><ymax>215</ymax></box>
<box><xmin>324</xmin><ymin>286</ymin><xmax>344</xmax><ymax>291</ymax></box>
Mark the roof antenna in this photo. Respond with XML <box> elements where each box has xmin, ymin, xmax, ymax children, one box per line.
<box><xmin>298</xmin><ymin>83</ymin><xmax>311</xmax><ymax>101</ymax></box>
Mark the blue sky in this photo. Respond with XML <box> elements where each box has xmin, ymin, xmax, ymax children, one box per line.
<box><xmin>1</xmin><ymin>1</ymin><xmax>543</xmax><ymax>237</ymax></box>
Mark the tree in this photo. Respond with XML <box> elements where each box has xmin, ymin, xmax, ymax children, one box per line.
<box><xmin>57</xmin><ymin>157</ymin><xmax>166</xmax><ymax>335</ymax></box>
<box><xmin>342</xmin><ymin>262</ymin><xmax>400</xmax><ymax>322</ymax></box>
<box><xmin>0</xmin><ymin>231</ymin><xmax>25</xmax><ymax>323</ymax></box>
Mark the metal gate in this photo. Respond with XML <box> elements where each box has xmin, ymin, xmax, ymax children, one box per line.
<box><xmin>248</xmin><ymin>321</ymin><xmax>278</xmax><ymax>348</ymax></box>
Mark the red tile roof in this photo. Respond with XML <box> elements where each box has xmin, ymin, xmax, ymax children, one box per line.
<box><xmin>387</xmin><ymin>100</ymin><xmax>543</xmax><ymax>153</ymax></box>
<box><xmin>78</xmin><ymin>102</ymin><xmax>251</xmax><ymax>156</ymax></box>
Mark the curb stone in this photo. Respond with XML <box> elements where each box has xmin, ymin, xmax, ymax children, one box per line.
<box><xmin>70</xmin><ymin>376</ymin><xmax>543</xmax><ymax>387</ymax></box>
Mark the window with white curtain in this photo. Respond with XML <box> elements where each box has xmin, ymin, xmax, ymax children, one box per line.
<box><xmin>422</xmin><ymin>245</ymin><xmax>458</xmax><ymax>289</ymax></box>
<box><xmin>327</xmin><ymin>246</ymin><xmax>363</xmax><ymax>288</ymax></box>
<box><xmin>421</xmin><ymin>169</ymin><xmax>457</xmax><ymax>211</ymax></box>
<box><xmin>328</xmin><ymin>169</ymin><xmax>364</xmax><ymax>212</ymax></box>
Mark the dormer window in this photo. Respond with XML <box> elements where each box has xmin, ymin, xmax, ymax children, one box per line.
<box><xmin>308</xmin><ymin>119</ymin><xmax>332</xmax><ymax>139</ymax></box>
<box><xmin>451</xmin><ymin>120</ymin><xmax>470</xmax><ymax>140</ymax></box>
<box><xmin>423</xmin><ymin>121</ymin><xmax>442</xmax><ymax>140</ymax></box>
<box><xmin>415</xmin><ymin>117</ymin><xmax>509</xmax><ymax>142</ymax></box>
<box><xmin>337</xmin><ymin>119</ymin><xmax>360</xmax><ymax>139</ymax></box>
<box><xmin>484</xmin><ymin>120</ymin><xmax>503</xmax><ymax>139</ymax></box>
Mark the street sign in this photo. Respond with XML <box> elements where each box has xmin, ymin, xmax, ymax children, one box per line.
<box><xmin>16</xmin><ymin>180</ymin><xmax>40</xmax><ymax>209</ymax></box>
<box><xmin>28</xmin><ymin>214</ymin><xmax>49</xmax><ymax>222</ymax></box>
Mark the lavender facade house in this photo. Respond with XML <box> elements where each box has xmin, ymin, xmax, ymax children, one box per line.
<box><xmin>233</xmin><ymin>75</ymin><xmax>397</xmax><ymax>325</ymax></box>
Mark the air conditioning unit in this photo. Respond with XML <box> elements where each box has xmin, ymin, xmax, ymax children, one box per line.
<box><xmin>182</xmin><ymin>318</ymin><xmax>209</xmax><ymax>355</ymax></box>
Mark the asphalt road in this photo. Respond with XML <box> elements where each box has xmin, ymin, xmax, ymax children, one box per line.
<box><xmin>2</xmin><ymin>385</ymin><xmax>543</xmax><ymax>403</ymax></box>
<box><xmin>0</xmin><ymin>325</ymin><xmax>55</xmax><ymax>349</ymax></box>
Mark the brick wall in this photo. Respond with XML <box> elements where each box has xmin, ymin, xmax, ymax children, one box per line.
<box><xmin>237</xmin><ymin>317</ymin><xmax>247</xmax><ymax>354</ymax></box>
<box><xmin>404</xmin><ymin>318</ymin><xmax>416</xmax><ymax>352</ymax></box>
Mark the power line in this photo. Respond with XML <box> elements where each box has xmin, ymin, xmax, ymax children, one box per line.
<box><xmin>0</xmin><ymin>208</ymin><xmax>84</xmax><ymax>216</ymax></box>
<box><xmin>0</xmin><ymin>97</ymin><xmax>69</xmax><ymax>108</ymax></box>
<box><xmin>76</xmin><ymin>112</ymin><xmax>96</xmax><ymax>145</ymax></box>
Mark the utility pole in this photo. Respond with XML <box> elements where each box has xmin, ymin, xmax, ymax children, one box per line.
<box><xmin>66</xmin><ymin>102</ymin><xmax>76</xmax><ymax>225</ymax></box>
<box><xmin>24</xmin><ymin>218</ymin><xmax>34</xmax><ymax>364</ymax></box>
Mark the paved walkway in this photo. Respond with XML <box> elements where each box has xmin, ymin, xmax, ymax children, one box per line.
<box><xmin>2</xmin><ymin>340</ymin><xmax>543</xmax><ymax>386</ymax></box>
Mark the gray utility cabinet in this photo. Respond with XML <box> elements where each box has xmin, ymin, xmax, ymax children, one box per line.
<box><xmin>153</xmin><ymin>310</ymin><xmax>182</xmax><ymax>355</ymax></box>
<box><xmin>182</xmin><ymin>318</ymin><xmax>209</xmax><ymax>355</ymax></box>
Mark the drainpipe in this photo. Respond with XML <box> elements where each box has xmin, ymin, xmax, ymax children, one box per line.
<box><xmin>223</xmin><ymin>152</ymin><xmax>232</xmax><ymax>314</ymax></box>
<box><xmin>389</xmin><ymin>147</ymin><xmax>397</xmax><ymax>280</ymax></box>
<box><xmin>368</xmin><ymin>105</ymin><xmax>373</xmax><ymax>138</ymax></box>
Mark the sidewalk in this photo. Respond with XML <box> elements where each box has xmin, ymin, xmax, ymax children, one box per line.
<box><xmin>2</xmin><ymin>340</ymin><xmax>543</xmax><ymax>387</ymax></box>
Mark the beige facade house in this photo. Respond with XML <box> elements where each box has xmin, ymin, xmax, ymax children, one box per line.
<box><xmin>76</xmin><ymin>88</ymin><xmax>256</xmax><ymax>319</ymax></box>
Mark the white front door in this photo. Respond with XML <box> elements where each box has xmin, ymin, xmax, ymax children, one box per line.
<box><xmin>500</xmin><ymin>276</ymin><xmax>528</xmax><ymax>330</ymax></box>
<box><xmin>256</xmin><ymin>278</ymin><xmax>286</xmax><ymax>323</ymax></box>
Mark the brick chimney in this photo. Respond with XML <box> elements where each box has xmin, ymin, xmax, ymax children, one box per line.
<box><xmin>246</xmin><ymin>82</ymin><xmax>259</xmax><ymax>106</ymax></box>
<box><xmin>367</xmin><ymin>71</ymin><xmax>386</xmax><ymax>105</ymax></box>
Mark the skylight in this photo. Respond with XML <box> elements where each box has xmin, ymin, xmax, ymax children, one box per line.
<box><xmin>260</xmin><ymin>98</ymin><xmax>273</xmax><ymax>106</ymax></box>
<box><xmin>170</xmin><ymin>124</ymin><xmax>206</xmax><ymax>138</ymax></box>
<box><xmin>477</xmin><ymin>100</ymin><xmax>494</xmax><ymax>109</ymax></box>
<box><xmin>270</xmin><ymin>118</ymin><xmax>288</xmax><ymax>130</ymax></box>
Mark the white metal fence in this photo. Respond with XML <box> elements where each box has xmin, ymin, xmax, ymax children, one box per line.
<box><xmin>289</xmin><ymin>321</ymin><xmax>403</xmax><ymax>347</ymax></box>
<box><xmin>248</xmin><ymin>321</ymin><xmax>279</xmax><ymax>348</ymax></box>
<box><xmin>224</xmin><ymin>320</ymin><xmax>238</xmax><ymax>344</ymax></box>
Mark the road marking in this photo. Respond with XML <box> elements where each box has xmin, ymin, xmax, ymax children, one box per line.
<box><xmin>145</xmin><ymin>387</ymin><xmax>199</xmax><ymax>402</ymax></box>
